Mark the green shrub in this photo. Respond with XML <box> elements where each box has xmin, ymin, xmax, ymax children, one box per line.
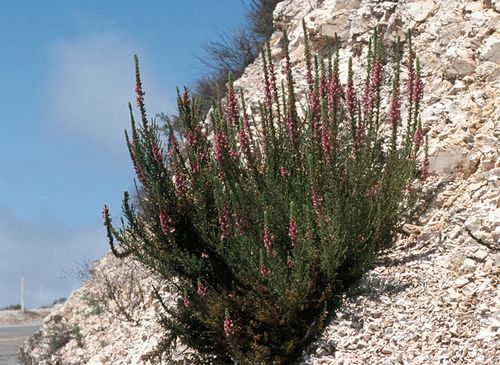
<box><xmin>103</xmin><ymin>26</ymin><xmax>427</xmax><ymax>364</ymax></box>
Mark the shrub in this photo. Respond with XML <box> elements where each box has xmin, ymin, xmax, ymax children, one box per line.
<box><xmin>103</xmin><ymin>25</ymin><xmax>427</xmax><ymax>364</ymax></box>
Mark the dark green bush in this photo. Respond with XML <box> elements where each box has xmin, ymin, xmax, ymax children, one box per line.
<box><xmin>103</xmin><ymin>26</ymin><xmax>427</xmax><ymax>364</ymax></box>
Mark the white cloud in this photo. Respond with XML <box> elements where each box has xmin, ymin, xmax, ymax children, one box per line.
<box><xmin>0</xmin><ymin>208</ymin><xmax>107</xmax><ymax>308</ymax></box>
<box><xmin>47</xmin><ymin>30</ymin><xmax>174</xmax><ymax>154</ymax></box>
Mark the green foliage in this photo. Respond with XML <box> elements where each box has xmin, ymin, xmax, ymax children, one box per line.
<box><xmin>81</xmin><ymin>294</ymin><xmax>104</xmax><ymax>316</ymax></box>
<box><xmin>104</xmin><ymin>26</ymin><xmax>426</xmax><ymax>364</ymax></box>
<box><xmin>70</xmin><ymin>324</ymin><xmax>83</xmax><ymax>347</ymax></box>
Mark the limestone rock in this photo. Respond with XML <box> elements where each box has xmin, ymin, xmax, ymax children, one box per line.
<box><xmin>480</xmin><ymin>35</ymin><xmax>500</xmax><ymax>64</ymax></box>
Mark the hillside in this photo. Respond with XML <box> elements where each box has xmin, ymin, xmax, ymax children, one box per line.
<box><xmin>20</xmin><ymin>0</ymin><xmax>499</xmax><ymax>364</ymax></box>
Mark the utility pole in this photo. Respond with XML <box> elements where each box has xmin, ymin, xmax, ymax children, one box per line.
<box><xmin>20</xmin><ymin>276</ymin><xmax>25</xmax><ymax>312</ymax></box>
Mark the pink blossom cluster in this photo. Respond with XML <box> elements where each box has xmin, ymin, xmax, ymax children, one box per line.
<box><xmin>312</xmin><ymin>186</ymin><xmax>323</xmax><ymax>216</ymax></box>
<box><xmin>264</xmin><ymin>64</ymin><xmax>273</xmax><ymax>108</ymax></box>
<box><xmin>389</xmin><ymin>88</ymin><xmax>401</xmax><ymax>129</ymax></box>
<box><xmin>224</xmin><ymin>317</ymin><xmax>234</xmax><ymax>336</ymax></box>
<box><xmin>135</xmin><ymin>75</ymin><xmax>145</xmax><ymax>108</ymax></box>
<box><xmin>288</xmin><ymin>216</ymin><xmax>297</xmax><ymax>246</ymax></box>
<box><xmin>238</xmin><ymin>113</ymin><xmax>252</xmax><ymax>161</ymax></box>
<box><xmin>173</xmin><ymin>171</ymin><xmax>187</xmax><ymax>198</ymax></box>
<box><xmin>356</xmin><ymin>121</ymin><xmax>365</xmax><ymax>150</ymax></box>
<box><xmin>363</xmin><ymin>59</ymin><xmax>383</xmax><ymax>118</ymax></box>
<box><xmin>159</xmin><ymin>210</ymin><xmax>175</xmax><ymax>235</ymax></box>
<box><xmin>168</xmin><ymin>133</ymin><xmax>180</xmax><ymax>159</ymax></box>
<box><xmin>151</xmin><ymin>142</ymin><xmax>163</xmax><ymax>164</ymax></box>
<box><xmin>412</xmin><ymin>73</ymin><xmax>423</xmax><ymax>104</ymax></box>
<box><xmin>321</xmin><ymin>125</ymin><xmax>332</xmax><ymax>163</ymax></box>
<box><xmin>263</xmin><ymin>225</ymin><xmax>273</xmax><ymax>256</ymax></box>
<box><xmin>345</xmin><ymin>82</ymin><xmax>358</xmax><ymax>118</ymax></box>
<box><xmin>226</xmin><ymin>83</ymin><xmax>239</xmax><ymax>127</ymax></box>
<box><xmin>413</xmin><ymin>126</ymin><xmax>423</xmax><ymax>152</ymax></box>
<box><xmin>219</xmin><ymin>203</ymin><xmax>231</xmax><ymax>241</ymax></box>
<box><xmin>101</xmin><ymin>205</ymin><xmax>109</xmax><ymax>220</ymax></box>
<box><xmin>197</xmin><ymin>283</ymin><xmax>207</xmax><ymax>297</ymax></box>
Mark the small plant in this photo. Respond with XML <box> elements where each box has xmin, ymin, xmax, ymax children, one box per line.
<box><xmin>81</xmin><ymin>294</ymin><xmax>104</xmax><ymax>316</ymax></box>
<box><xmin>49</xmin><ymin>332</ymin><xmax>70</xmax><ymax>354</ymax></box>
<box><xmin>70</xmin><ymin>324</ymin><xmax>83</xmax><ymax>347</ymax></box>
<box><xmin>94</xmin><ymin>259</ymin><xmax>146</xmax><ymax>324</ymax></box>
<box><xmin>104</xmin><ymin>25</ymin><xmax>426</xmax><ymax>364</ymax></box>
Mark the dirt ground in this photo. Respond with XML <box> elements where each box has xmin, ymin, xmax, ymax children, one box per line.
<box><xmin>0</xmin><ymin>309</ymin><xmax>50</xmax><ymax>326</ymax></box>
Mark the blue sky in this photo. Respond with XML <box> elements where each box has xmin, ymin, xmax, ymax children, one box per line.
<box><xmin>0</xmin><ymin>1</ymin><xmax>250</xmax><ymax>308</ymax></box>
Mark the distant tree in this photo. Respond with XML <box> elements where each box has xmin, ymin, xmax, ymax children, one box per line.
<box><xmin>193</xmin><ymin>0</ymin><xmax>281</xmax><ymax>109</ymax></box>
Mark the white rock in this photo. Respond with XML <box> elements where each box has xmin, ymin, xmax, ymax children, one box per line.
<box><xmin>480</xmin><ymin>35</ymin><xmax>500</xmax><ymax>64</ymax></box>
<box><xmin>475</xmin><ymin>328</ymin><xmax>496</xmax><ymax>340</ymax></box>
<box><xmin>454</xmin><ymin>278</ymin><xmax>470</xmax><ymax>288</ymax></box>
<box><xmin>473</xmin><ymin>249</ymin><xmax>489</xmax><ymax>262</ymax></box>
<box><xmin>445</xmin><ymin>46</ymin><xmax>477</xmax><ymax>77</ymax></box>
<box><xmin>405</xmin><ymin>0</ymin><xmax>436</xmax><ymax>23</ymax></box>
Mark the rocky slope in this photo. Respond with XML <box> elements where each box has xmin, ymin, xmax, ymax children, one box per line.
<box><xmin>20</xmin><ymin>0</ymin><xmax>499</xmax><ymax>364</ymax></box>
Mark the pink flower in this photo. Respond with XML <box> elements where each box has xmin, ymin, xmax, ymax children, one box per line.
<box><xmin>371</xmin><ymin>60</ymin><xmax>384</xmax><ymax>90</ymax></box>
<box><xmin>312</xmin><ymin>186</ymin><xmax>323</xmax><ymax>216</ymax></box>
<box><xmin>218</xmin><ymin>203</ymin><xmax>231</xmax><ymax>241</ymax></box>
<box><xmin>224</xmin><ymin>318</ymin><xmax>234</xmax><ymax>336</ymax></box>
<box><xmin>263</xmin><ymin>225</ymin><xmax>273</xmax><ymax>256</ymax></box>
<box><xmin>101</xmin><ymin>205</ymin><xmax>109</xmax><ymax>220</ymax></box>
<box><xmin>238</xmin><ymin>124</ymin><xmax>252</xmax><ymax>161</ymax></box>
<box><xmin>260</xmin><ymin>264</ymin><xmax>270</xmax><ymax>276</ymax></box>
<box><xmin>226</xmin><ymin>82</ymin><xmax>239</xmax><ymax>127</ymax></box>
<box><xmin>185</xmin><ymin>130</ymin><xmax>196</xmax><ymax>148</ymax></box>
<box><xmin>414</xmin><ymin>126</ymin><xmax>423</xmax><ymax>152</ymax></box>
<box><xmin>151</xmin><ymin>142</ymin><xmax>163</xmax><ymax>164</ymax></box>
<box><xmin>389</xmin><ymin>90</ymin><xmax>401</xmax><ymax>129</ymax></box>
<box><xmin>321</xmin><ymin>125</ymin><xmax>331</xmax><ymax>163</ymax></box>
<box><xmin>135</xmin><ymin>78</ymin><xmax>145</xmax><ymax>108</ymax></box>
<box><xmin>173</xmin><ymin>171</ymin><xmax>187</xmax><ymax>198</ymax></box>
<box><xmin>279</xmin><ymin>166</ymin><xmax>287</xmax><ymax>178</ymax></box>
<box><xmin>356</xmin><ymin>120</ymin><xmax>365</xmax><ymax>151</ymax></box>
<box><xmin>201</xmin><ymin>251</ymin><xmax>209</xmax><ymax>259</ymax></box>
<box><xmin>159</xmin><ymin>210</ymin><xmax>175</xmax><ymax>235</ymax></box>
<box><xmin>413</xmin><ymin>75</ymin><xmax>423</xmax><ymax>104</ymax></box>
<box><xmin>234</xmin><ymin>213</ymin><xmax>244</xmax><ymax>234</ymax></box>
<box><xmin>168</xmin><ymin>133</ymin><xmax>180</xmax><ymax>159</ymax></box>
<box><xmin>183</xmin><ymin>296</ymin><xmax>190</xmax><ymax>308</ymax></box>
<box><xmin>345</xmin><ymin>83</ymin><xmax>357</xmax><ymax>118</ymax></box>
<box><xmin>197</xmin><ymin>283</ymin><xmax>207</xmax><ymax>297</ymax></box>
<box><xmin>288</xmin><ymin>217</ymin><xmax>297</xmax><ymax>246</ymax></box>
